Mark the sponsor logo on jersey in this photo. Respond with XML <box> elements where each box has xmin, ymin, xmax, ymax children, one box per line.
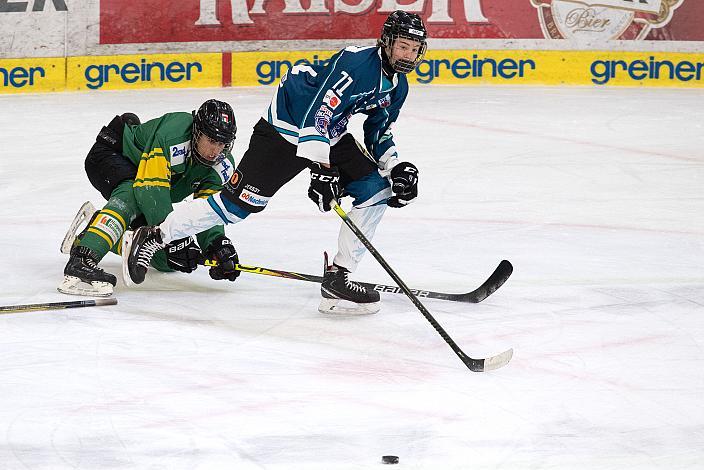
<box><xmin>323</xmin><ymin>89</ymin><xmax>341</xmax><ymax>110</ymax></box>
<box><xmin>328</xmin><ymin>113</ymin><xmax>351</xmax><ymax>139</ymax></box>
<box><xmin>228</xmin><ymin>169</ymin><xmax>242</xmax><ymax>189</ymax></box>
<box><xmin>314</xmin><ymin>106</ymin><xmax>333</xmax><ymax>134</ymax></box>
<box><xmin>216</xmin><ymin>158</ymin><xmax>233</xmax><ymax>183</ymax></box>
<box><xmin>239</xmin><ymin>189</ymin><xmax>270</xmax><ymax>207</ymax></box>
<box><xmin>531</xmin><ymin>0</ymin><xmax>684</xmax><ymax>40</ymax></box>
<box><xmin>170</xmin><ymin>141</ymin><xmax>191</xmax><ymax>166</ymax></box>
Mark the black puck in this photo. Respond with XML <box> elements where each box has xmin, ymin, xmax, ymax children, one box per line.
<box><xmin>382</xmin><ymin>455</ymin><xmax>399</xmax><ymax>464</ymax></box>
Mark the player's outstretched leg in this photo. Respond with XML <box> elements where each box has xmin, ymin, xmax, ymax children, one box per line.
<box><xmin>122</xmin><ymin>226</ymin><xmax>166</xmax><ymax>285</ymax></box>
<box><xmin>58</xmin><ymin>245</ymin><xmax>117</xmax><ymax>297</ymax></box>
<box><xmin>319</xmin><ymin>253</ymin><xmax>380</xmax><ymax>314</ymax></box>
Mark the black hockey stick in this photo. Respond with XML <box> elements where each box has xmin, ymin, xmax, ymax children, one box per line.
<box><xmin>0</xmin><ymin>297</ymin><xmax>117</xmax><ymax>314</ymax></box>
<box><xmin>330</xmin><ymin>201</ymin><xmax>513</xmax><ymax>372</ymax></box>
<box><xmin>202</xmin><ymin>259</ymin><xmax>512</xmax><ymax>304</ymax></box>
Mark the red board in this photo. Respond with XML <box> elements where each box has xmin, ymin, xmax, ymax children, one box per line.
<box><xmin>99</xmin><ymin>0</ymin><xmax>704</xmax><ymax>44</ymax></box>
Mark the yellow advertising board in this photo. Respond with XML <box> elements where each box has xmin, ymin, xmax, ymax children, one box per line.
<box><xmin>231</xmin><ymin>49</ymin><xmax>704</xmax><ymax>88</ymax></box>
<box><xmin>0</xmin><ymin>58</ymin><xmax>65</xmax><ymax>94</ymax></box>
<box><xmin>66</xmin><ymin>53</ymin><xmax>222</xmax><ymax>91</ymax></box>
<box><xmin>410</xmin><ymin>50</ymin><xmax>704</xmax><ymax>88</ymax></box>
<box><xmin>231</xmin><ymin>51</ymin><xmax>335</xmax><ymax>87</ymax></box>
<box><xmin>3</xmin><ymin>50</ymin><xmax>704</xmax><ymax>94</ymax></box>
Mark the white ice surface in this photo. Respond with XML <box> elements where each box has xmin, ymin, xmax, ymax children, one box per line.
<box><xmin>0</xmin><ymin>85</ymin><xmax>703</xmax><ymax>469</ymax></box>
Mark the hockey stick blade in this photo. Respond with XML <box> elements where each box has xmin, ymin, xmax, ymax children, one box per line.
<box><xmin>366</xmin><ymin>260</ymin><xmax>513</xmax><ymax>303</ymax></box>
<box><xmin>448</xmin><ymin>260</ymin><xmax>513</xmax><ymax>303</ymax></box>
<box><xmin>203</xmin><ymin>259</ymin><xmax>512</xmax><ymax>304</ymax></box>
<box><xmin>463</xmin><ymin>347</ymin><xmax>514</xmax><ymax>372</ymax></box>
<box><xmin>0</xmin><ymin>298</ymin><xmax>117</xmax><ymax>314</ymax></box>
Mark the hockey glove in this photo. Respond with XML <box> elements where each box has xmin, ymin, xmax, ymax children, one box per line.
<box><xmin>205</xmin><ymin>235</ymin><xmax>240</xmax><ymax>282</ymax></box>
<box><xmin>308</xmin><ymin>162</ymin><xmax>341</xmax><ymax>212</ymax></box>
<box><xmin>165</xmin><ymin>236</ymin><xmax>203</xmax><ymax>273</ymax></box>
<box><xmin>387</xmin><ymin>162</ymin><xmax>419</xmax><ymax>208</ymax></box>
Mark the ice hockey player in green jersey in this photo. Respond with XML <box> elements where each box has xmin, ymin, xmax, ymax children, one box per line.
<box><xmin>58</xmin><ymin>99</ymin><xmax>241</xmax><ymax>297</ymax></box>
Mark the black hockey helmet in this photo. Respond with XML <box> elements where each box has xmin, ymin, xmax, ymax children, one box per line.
<box><xmin>192</xmin><ymin>99</ymin><xmax>237</xmax><ymax>166</ymax></box>
<box><xmin>379</xmin><ymin>10</ymin><xmax>428</xmax><ymax>74</ymax></box>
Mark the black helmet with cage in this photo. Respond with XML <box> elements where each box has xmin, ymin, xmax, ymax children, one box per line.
<box><xmin>379</xmin><ymin>10</ymin><xmax>428</xmax><ymax>74</ymax></box>
<box><xmin>191</xmin><ymin>99</ymin><xmax>237</xmax><ymax>166</ymax></box>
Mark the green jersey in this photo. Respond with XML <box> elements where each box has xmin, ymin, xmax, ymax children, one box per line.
<box><xmin>122</xmin><ymin>112</ymin><xmax>235</xmax><ymax>249</ymax></box>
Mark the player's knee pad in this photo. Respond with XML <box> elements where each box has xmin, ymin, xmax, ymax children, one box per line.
<box><xmin>344</xmin><ymin>171</ymin><xmax>392</xmax><ymax>208</ymax></box>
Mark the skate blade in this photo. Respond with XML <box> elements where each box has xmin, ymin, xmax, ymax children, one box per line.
<box><xmin>60</xmin><ymin>201</ymin><xmax>96</xmax><ymax>254</ymax></box>
<box><xmin>318</xmin><ymin>298</ymin><xmax>380</xmax><ymax>315</ymax></box>
<box><xmin>57</xmin><ymin>275</ymin><xmax>113</xmax><ymax>297</ymax></box>
<box><xmin>121</xmin><ymin>230</ymin><xmax>134</xmax><ymax>287</ymax></box>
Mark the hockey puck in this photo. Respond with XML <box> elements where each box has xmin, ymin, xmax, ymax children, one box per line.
<box><xmin>381</xmin><ymin>455</ymin><xmax>399</xmax><ymax>464</ymax></box>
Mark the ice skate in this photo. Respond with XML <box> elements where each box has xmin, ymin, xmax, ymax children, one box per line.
<box><xmin>60</xmin><ymin>201</ymin><xmax>97</xmax><ymax>254</ymax></box>
<box><xmin>122</xmin><ymin>226</ymin><xmax>165</xmax><ymax>286</ymax></box>
<box><xmin>319</xmin><ymin>253</ymin><xmax>380</xmax><ymax>314</ymax></box>
<box><xmin>57</xmin><ymin>245</ymin><xmax>116</xmax><ymax>297</ymax></box>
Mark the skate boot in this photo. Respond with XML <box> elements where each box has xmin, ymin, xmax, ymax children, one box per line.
<box><xmin>319</xmin><ymin>255</ymin><xmax>380</xmax><ymax>314</ymax></box>
<box><xmin>57</xmin><ymin>245</ymin><xmax>117</xmax><ymax>297</ymax></box>
<box><xmin>122</xmin><ymin>226</ymin><xmax>165</xmax><ymax>286</ymax></box>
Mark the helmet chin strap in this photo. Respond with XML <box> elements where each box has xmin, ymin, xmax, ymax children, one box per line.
<box><xmin>380</xmin><ymin>46</ymin><xmax>397</xmax><ymax>78</ymax></box>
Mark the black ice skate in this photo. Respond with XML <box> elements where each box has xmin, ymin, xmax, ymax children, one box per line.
<box><xmin>121</xmin><ymin>226</ymin><xmax>165</xmax><ymax>286</ymax></box>
<box><xmin>319</xmin><ymin>253</ymin><xmax>380</xmax><ymax>314</ymax></box>
<box><xmin>57</xmin><ymin>245</ymin><xmax>117</xmax><ymax>297</ymax></box>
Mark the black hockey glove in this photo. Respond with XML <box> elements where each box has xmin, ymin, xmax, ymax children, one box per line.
<box><xmin>205</xmin><ymin>235</ymin><xmax>240</xmax><ymax>282</ymax></box>
<box><xmin>387</xmin><ymin>162</ymin><xmax>419</xmax><ymax>208</ymax></box>
<box><xmin>165</xmin><ymin>236</ymin><xmax>203</xmax><ymax>273</ymax></box>
<box><xmin>308</xmin><ymin>162</ymin><xmax>341</xmax><ymax>212</ymax></box>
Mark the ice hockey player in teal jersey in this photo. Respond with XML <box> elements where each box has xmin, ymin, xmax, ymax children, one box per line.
<box><xmin>58</xmin><ymin>99</ymin><xmax>241</xmax><ymax>297</ymax></box>
<box><xmin>124</xmin><ymin>11</ymin><xmax>427</xmax><ymax>314</ymax></box>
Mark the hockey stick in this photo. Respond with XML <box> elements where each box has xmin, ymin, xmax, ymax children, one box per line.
<box><xmin>0</xmin><ymin>297</ymin><xmax>117</xmax><ymax>314</ymax></box>
<box><xmin>329</xmin><ymin>201</ymin><xmax>513</xmax><ymax>372</ymax></box>
<box><xmin>202</xmin><ymin>259</ymin><xmax>512</xmax><ymax>304</ymax></box>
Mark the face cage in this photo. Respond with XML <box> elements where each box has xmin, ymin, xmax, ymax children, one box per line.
<box><xmin>192</xmin><ymin>126</ymin><xmax>234</xmax><ymax>167</ymax></box>
<box><xmin>383</xmin><ymin>34</ymin><xmax>427</xmax><ymax>74</ymax></box>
